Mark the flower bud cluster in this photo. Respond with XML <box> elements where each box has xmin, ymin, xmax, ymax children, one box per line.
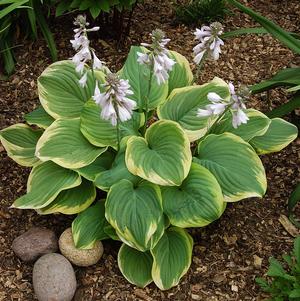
<box><xmin>137</xmin><ymin>29</ymin><xmax>176</xmax><ymax>85</ymax></box>
<box><xmin>193</xmin><ymin>22</ymin><xmax>224</xmax><ymax>64</ymax></box>
<box><xmin>93</xmin><ymin>73</ymin><xmax>136</xmax><ymax>126</ymax></box>
<box><xmin>71</xmin><ymin>15</ymin><xmax>103</xmax><ymax>87</ymax></box>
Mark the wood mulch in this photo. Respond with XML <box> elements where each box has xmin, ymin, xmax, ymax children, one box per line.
<box><xmin>0</xmin><ymin>0</ymin><xmax>299</xmax><ymax>300</ymax></box>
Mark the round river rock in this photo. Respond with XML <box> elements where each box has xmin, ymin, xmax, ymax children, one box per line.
<box><xmin>33</xmin><ymin>253</ymin><xmax>77</xmax><ymax>301</ymax></box>
<box><xmin>12</xmin><ymin>227</ymin><xmax>58</xmax><ymax>262</ymax></box>
<box><xmin>59</xmin><ymin>227</ymin><xmax>103</xmax><ymax>267</ymax></box>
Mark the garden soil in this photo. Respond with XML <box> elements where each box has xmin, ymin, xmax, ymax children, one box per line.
<box><xmin>0</xmin><ymin>0</ymin><xmax>299</xmax><ymax>300</ymax></box>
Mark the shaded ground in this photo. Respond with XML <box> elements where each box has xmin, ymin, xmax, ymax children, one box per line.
<box><xmin>0</xmin><ymin>0</ymin><xmax>300</xmax><ymax>300</ymax></box>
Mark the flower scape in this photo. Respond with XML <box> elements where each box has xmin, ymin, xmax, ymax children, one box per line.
<box><xmin>0</xmin><ymin>12</ymin><xmax>298</xmax><ymax>297</ymax></box>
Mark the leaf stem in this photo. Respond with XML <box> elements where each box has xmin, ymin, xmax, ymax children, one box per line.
<box><xmin>193</xmin><ymin>53</ymin><xmax>208</xmax><ymax>84</ymax></box>
<box><xmin>115</xmin><ymin>105</ymin><xmax>121</xmax><ymax>151</ymax></box>
<box><xmin>142</xmin><ymin>68</ymin><xmax>153</xmax><ymax>135</ymax></box>
<box><xmin>193</xmin><ymin>105</ymin><xmax>232</xmax><ymax>156</ymax></box>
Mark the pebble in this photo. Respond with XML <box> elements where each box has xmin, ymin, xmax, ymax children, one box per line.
<box><xmin>12</xmin><ymin>227</ymin><xmax>58</xmax><ymax>262</ymax></box>
<box><xmin>33</xmin><ymin>253</ymin><xmax>77</xmax><ymax>301</ymax></box>
<box><xmin>59</xmin><ymin>228</ymin><xmax>103</xmax><ymax>267</ymax></box>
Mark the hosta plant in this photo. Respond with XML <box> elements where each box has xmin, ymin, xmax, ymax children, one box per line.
<box><xmin>1</xmin><ymin>19</ymin><xmax>298</xmax><ymax>291</ymax></box>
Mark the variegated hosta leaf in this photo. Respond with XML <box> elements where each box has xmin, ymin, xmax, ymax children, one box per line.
<box><xmin>37</xmin><ymin>179</ymin><xmax>96</xmax><ymax>215</ymax></box>
<box><xmin>95</xmin><ymin>138</ymin><xmax>140</xmax><ymax>191</ymax></box>
<box><xmin>76</xmin><ymin>151</ymin><xmax>115</xmax><ymax>182</ymax></box>
<box><xmin>194</xmin><ymin>133</ymin><xmax>267</xmax><ymax>202</ymax></box>
<box><xmin>38</xmin><ymin>60</ymin><xmax>105</xmax><ymax>119</ymax></box>
<box><xmin>12</xmin><ymin>161</ymin><xmax>81</xmax><ymax>209</ymax></box>
<box><xmin>157</xmin><ymin>77</ymin><xmax>230</xmax><ymax>141</ymax></box>
<box><xmin>36</xmin><ymin>118</ymin><xmax>107</xmax><ymax>169</ymax></box>
<box><xmin>119</xmin><ymin>46</ymin><xmax>168</xmax><ymax>110</ymax></box>
<box><xmin>118</xmin><ymin>244</ymin><xmax>153</xmax><ymax>288</ymax></box>
<box><xmin>126</xmin><ymin>120</ymin><xmax>192</xmax><ymax>186</ymax></box>
<box><xmin>72</xmin><ymin>201</ymin><xmax>109</xmax><ymax>249</ymax></box>
<box><xmin>162</xmin><ymin>162</ymin><xmax>225</xmax><ymax>228</ymax></box>
<box><xmin>80</xmin><ymin>100</ymin><xmax>144</xmax><ymax>149</ymax></box>
<box><xmin>105</xmin><ymin>179</ymin><xmax>164</xmax><ymax>251</ymax></box>
<box><xmin>168</xmin><ymin>50</ymin><xmax>193</xmax><ymax>93</ymax></box>
<box><xmin>212</xmin><ymin>109</ymin><xmax>271</xmax><ymax>141</ymax></box>
<box><xmin>151</xmin><ymin>227</ymin><xmax>193</xmax><ymax>290</ymax></box>
<box><xmin>0</xmin><ymin>124</ymin><xmax>43</xmax><ymax>167</ymax></box>
<box><xmin>250</xmin><ymin>118</ymin><xmax>298</xmax><ymax>154</ymax></box>
<box><xmin>25</xmin><ymin>106</ymin><xmax>55</xmax><ymax>129</ymax></box>
<box><xmin>104</xmin><ymin>224</ymin><xmax>120</xmax><ymax>241</ymax></box>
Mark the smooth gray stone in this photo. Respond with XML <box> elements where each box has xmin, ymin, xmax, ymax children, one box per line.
<box><xmin>12</xmin><ymin>227</ymin><xmax>58</xmax><ymax>262</ymax></box>
<box><xmin>33</xmin><ymin>253</ymin><xmax>77</xmax><ymax>301</ymax></box>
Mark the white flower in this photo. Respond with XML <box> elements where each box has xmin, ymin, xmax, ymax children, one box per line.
<box><xmin>75</xmin><ymin>61</ymin><xmax>85</xmax><ymax>74</ymax></box>
<box><xmin>79</xmin><ymin>72</ymin><xmax>88</xmax><ymax>88</ymax></box>
<box><xmin>193</xmin><ymin>22</ymin><xmax>224</xmax><ymax>64</ymax></box>
<box><xmin>197</xmin><ymin>82</ymin><xmax>250</xmax><ymax>129</ymax></box>
<box><xmin>71</xmin><ymin>15</ymin><xmax>104</xmax><ymax>88</ymax></box>
<box><xmin>197</xmin><ymin>108</ymin><xmax>213</xmax><ymax>117</ymax></box>
<box><xmin>137</xmin><ymin>52</ymin><xmax>150</xmax><ymax>65</ymax></box>
<box><xmin>93</xmin><ymin>74</ymin><xmax>136</xmax><ymax>126</ymax></box>
<box><xmin>232</xmin><ymin>109</ymin><xmax>249</xmax><ymax>128</ymax></box>
<box><xmin>209</xmin><ymin>103</ymin><xmax>227</xmax><ymax>115</ymax></box>
<box><xmin>137</xmin><ymin>29</ymin><xmax>176</xmax><ymax>85</ymax></box>
<box><xmin>92</xmin><ymin>51</ymin><xmax>103</xmax><ymax>70</ymax></box>
<box><xmin>207</xmin><ymin>92</ymin><xmax>223</xmax><ymax>103</ymax></box>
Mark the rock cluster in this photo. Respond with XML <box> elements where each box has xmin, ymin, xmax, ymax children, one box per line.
<box><xmin>12</xmin><ymin>226</ymin><xmax>104</xmax><ymax>301</ymax></box>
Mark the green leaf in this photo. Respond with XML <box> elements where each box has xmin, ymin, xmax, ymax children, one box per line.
<box><xmin>13</xmin><ymin>161</ymin><xmax>81</xmax><ymax>209</ymax></box>
<box><xmin>80</xmin><ymin>99</ymin><xmax>144</xmax><ymax>149</ymax></box>
<box><xmin>1</xmin><ymin>41</ymin><xmax>15</xmax><ymax>75</ymax></box>
<box><xmin>0</xmin><ymin>123</ymin><xmax>42</xmax><ymax>166</ymax></box>
<box><xmin>222</xmin><ymin>27</ymin><xmax>269</xmax><ymax>38</ymax></box>
<box><xmin>222</xmin><ymin>27</ymin><xmax>300</xmax><ymax>39</ymax></box>
<box><xmin>76</xmin><ymin>150</ymin><xmax>115</xmax><ymax>181</ymax></box>
<box><xmin>162</xmin><ymin>162</ymin><xmax>225</xmax><ymax>228</ymax></box>
<box><xmin>95</xmin><ymin>139</ymin><xmax>140</xmax><ymax>191</ymax></box>
<box><xmin>294</xmin><ymin>237</ymin><xmax>300</xmax><ymax>265</ymax></box>
<box><xmin>0</xmin><ymin>0</ymin><xmax>29</xmax><ymax>19</ymax></box>
<box><xmin>250</xmin><ymin>118</ymin><xmax>298</xmax><ymax>154</ymax></box>
<box><xmin>37</xmin><ymin>179</ymin><xmax>96</xmax><ymax>215</ymax></box>
<box><xmin>37</xmin><ymin>60</ymin><xmax>97</xmax><ymax>119</ymax></box>
<box><xmin>126</xmin><ymin>120</ymin><xmax>192</xmax><ymax>186</ymax></box>
<box><xmin>25</xmin><ymin>106</ymin><xmax>55</xmax><ymax>129</ymax></box>
<box><xmin>212</xmin><ymin>109</ymin><xmax>271</xmax><ymax>141</ymax></box>
<box><xmin>90</xmin><ymin>5</ymin><xmax>101</xmax><ymax>18</ymax></box>
<box><xmin>27</xmin><ymin>0</ymin><xmax>37</xmax><ymax>39</ymax></box>
<box><xmin>287</xmin><ymin>85</ymin><xmax>300</xmax><ymax>93</ymax></box>
<box><xmin>72</xmin><ymin>201</ymin><xmax>109</xmax><ymax>249</ymax></box>
<box><xmin>267</xmin><ymin>93</ymin><xmax>300</xmax><ymax>118</ymax></box>
<box><xmin>157</xmin><ymin>77</ymin><xmax>230</xmax><ymax>141</ymax></box>
<box><xmin>267</xmin><ymin>257</ymin><xmax>286</xmax><ymax>277</ymax></box>
<box><xmin>55</xmin><ymin>1</ymin><xmax>71</xmax><ymax>16</ymax></box>
<box><xmin>118</xmin><ymin>244</ymin><xmax>153</xmax><ymax>288</ymax></box>
<box><xmin>151</xmin><ymin>227</ymin><xmax>193</xmax><ymax>290</ymax></box>
<box><xmin>34</xmin><ymin>2</ymin><xmax>57</xmax><ymax>61</ymax></box>
<box><xmin>36</xmin><ymin>118</ymin><xmax>107</xmax><ymax>169</ymax></box>
<box><xmin>119</xmin><ymin>46</ymin><xmax>168</xmax><ymax>110</ymax></box>
<box><xmin>251</xmin><ymin>68</ymin><xmax>300</xmax><ymax>93</ymax></box>
<box><xmin>168</xmin><ymin>50</ymin><xmax>193</xmax><ymax>93</ymax></box>
<box><xmin>290</xmin><ymin>289</ymin><xmax>300</xmax><ymax>298</ymax></box>
<box><xmin>255</xmin><ymin>277</ymin><xmax>272</xmax><ymax>292</ymax></box>
<box><xmin>227</xmin><ymin>0</ymin><xmax>300</xmax><ymax>54</ymax></box>
<box><xmin>105</xmin><ymin>179</ymin><xmax>164</xmax><ymax>251</ymax></box>
<box><xmin>195</xmin><ymin>133</ymin><xmax>267</xmax><ymax>202</ymax></box>
<box><xmin>288</xmin><ymin>184</ymin><xmax>300</xmax><ymax>218</ymax></box>
<box><xmin>104</xmin><ymin>223</ymin><xmax>120</xmax><ymax>241</ymax></box>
